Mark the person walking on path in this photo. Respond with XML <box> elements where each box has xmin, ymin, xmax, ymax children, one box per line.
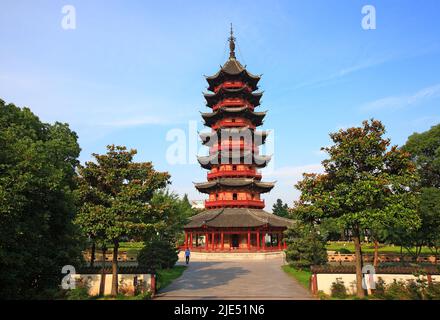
<box><xmin>185</xmin><ymin>247</ymin><xmax>191</xmax><ymax>265</ymax></box>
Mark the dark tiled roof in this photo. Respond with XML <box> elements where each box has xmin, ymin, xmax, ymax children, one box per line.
<box><xmin>199</xmin><ymin>128</ymin><xmax>269</xmax><ymax>146</ymax></box>
<box><xmin>201</xmin><ymin>107</ymin><xmax>266</xmax><ymax>127</ymax></box>
<box><xmin>197</xmin><ymin>151</ymin><xmax>271</xmax><ymax>170</ymax></box>
<box><xmin>204</xmin><ymin>89</ymin><xmax>262</xmax><ymax>107</ymax></box>
<box><xmin>184</xmin><ymin>208</ymin><xmax>293</xmax><ymax>228</ymax></box>
<box><xmin>194</xmin><ymin>178</ymin><xmax>274</xmax><ymax>193</ymax></box>
<box><xmin>205</xmin><ymin>58</ymin><xmax>261</xmax><ymax>91</ymax></box>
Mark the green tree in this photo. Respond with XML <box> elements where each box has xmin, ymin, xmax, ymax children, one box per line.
<box><xmin>402</xmin><ymin>124</ymin><xmax>440</xmax><ymax>260</ymax></box>
<box><xmin>0</xmin><ymin>100</ymin><xmax>82</xmax><ymax>299</ymax></box>
<box><xmin>137</xmin><ymin>238</ymin><xmax>178</xmax><ymax>273</ymax></box>
<box><xmin>295</xmin><ymin>119</ymin><xmax>420</xmax><ymax>297</ymax></box>
<box><xmin>272</xmin><ymin>198</ymin><xmax>289</xmax><ymax>217</ymax></box>
<box><xmin>285</xmin><ymin>220</ymin><xmax>327</xmax><ymax>269</ymax></box>
<box><xmin>403</xmin><ymin>124</ymin><xmax>440</xmax><ymax>188</ymax></box>
<box><xmin>148</xmin><ymin>190</ymin><xmax>195</xmax><ymax>245</ymax></box>
<box><xmin>74</xmin><ymin>145</ymin><xmax>170</xmax><ymax>296</ymax></box>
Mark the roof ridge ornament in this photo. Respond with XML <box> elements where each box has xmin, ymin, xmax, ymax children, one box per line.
<box><xmin>229</xmin><ymin>23</ymin><xmax>236</xmax><ymax>60</ymax></box>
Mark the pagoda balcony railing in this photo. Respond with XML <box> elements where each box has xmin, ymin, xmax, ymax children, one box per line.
<box><xmin>213</xmin><ymin>100</ymin><xmax>254</xmax><ymax>111</ymax></box>
<box><xmin>209</xmin><ymin>143</ymin><xmax>257</xmax><ymax>153</ymax></box>
<box><xmin>205</xmin><ymin>199</ymin><xmax>265</xmax><ymax>209</ymax></box>
<box><xmin>207</xmin><ymin>170</ymin><xmax>262</xmax><ymax>180</ymax></box>
<box><xmin>214</xmin><ymin>82</ymin><xmax>252</xmax><ymax>93</ymax></box>
<box><xmin>212</xmin><ymin>121</ymin><xmax>255</xmax><ymax>130</ymax></box>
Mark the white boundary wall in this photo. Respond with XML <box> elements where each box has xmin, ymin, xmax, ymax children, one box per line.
<box><xmin>316</xmin><ymin>273</ymin><xmax>440</xmax><ymax>295</ymax></box>
<box><xmin>72</xmin><ymin>273</ymin><xmax>152</xmax><ymax>296</ymax></box>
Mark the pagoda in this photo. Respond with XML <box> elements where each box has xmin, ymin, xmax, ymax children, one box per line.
<box><xmin>184</xmin><ymin>26</ymin><xmax>292</xmax><ymax>252</ymax></box>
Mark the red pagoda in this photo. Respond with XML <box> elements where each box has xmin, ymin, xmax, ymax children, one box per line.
<box><xmin>184</xmin><ymin>27</ymin><xmax>292</xmax><ymax>252</ymax></box>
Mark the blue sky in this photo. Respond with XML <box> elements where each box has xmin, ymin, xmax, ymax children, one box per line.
<box><xmin>1</xmin><ymin>0</ymin><xmax>440</xmax><ymax>210</ymax></box>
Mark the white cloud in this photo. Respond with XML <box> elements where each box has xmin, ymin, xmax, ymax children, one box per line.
<box><xmin>361</xmin><ymin>83</ymin><xmax>440</xmax><ymax>111</ymax></box>
<box><xmin>292</xmin><ymin>57</ymin><xmax>389</xmax><ymax>90</ymax></box>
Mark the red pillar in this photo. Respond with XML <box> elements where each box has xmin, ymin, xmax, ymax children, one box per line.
<box><xmin>211</xmin><ymin>232</ymin><xmax>215</xmax><ymax>250</ymax></box>
<box><xmin>278</xmin><ymin>232</ymin><xmax>281</xmax><ymax>250</ymax></box>
<box><xmin>247</xmin><ymin>231</ymin><xmax>251</xmax><ymax>250</ymax></box>
<box><xmin>190</xmin><ymin>232</ymin><xmax>193</xmax><ymax>249</ymax></box>
<box><xmin>205</xmin><ymin>232</ymin><xmax>208</xmax><ymax>250</ymax></box>
<box><xmin>185</xmin><ymin>232</ymin><xmax>188</xmax><ymax>248</ymax></box>
<box><xmin>221</xmin><ymin>232</ymin><xmax>224</xmax><ymax>251</ymax></box>
<box><xmin>256</xmin><ymin>231</ymin><xmax>260</xmax><ymax>251</ymax></box>
<box><xmin>262</xmin><ymin>233</ymin><xmax>266</xmax><ymax>250</ymax></box>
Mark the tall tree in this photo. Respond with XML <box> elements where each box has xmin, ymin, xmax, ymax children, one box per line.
<box><xmin>401</xmin><ymin>124</ymin><xmax>440</xmax><ymax>259</ymax></box>
<box><xmin>285</xmin><ymin>220</ymin><xmax>327</xmax><ymax>270</ymax></box>
<box><xmin>272</xmin><ymin>198</ymin><xmax>289</xmax><ymax>217</ymax></box>
<box><xmin>148</xmin><ymin>190</ymin><xmax>194</xmax><ymax>244</ymax></box>
<box><xmin>403</xmin><ymin>124</ymin><xmax>440</xmax><ymax>188</ymax></box>
<box><xmin>0</xmin><ymin>100</ymin><xmax>82</xmax><ymax>299</ymax></box>
<box><xmin>294</xmin><ymin>119</ymin><xmax>420</xmax><ymax>297</ymax></box>
<box><xmin>74</xmin><ymin>145</ymin><xmax>170</xmax><ymax>296</ymax></box>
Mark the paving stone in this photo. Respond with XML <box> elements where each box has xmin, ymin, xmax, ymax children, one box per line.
<box><xmin>156</xmin><ymin>260</ymin><xmax>314</xmax><ymax>300</ymax></box>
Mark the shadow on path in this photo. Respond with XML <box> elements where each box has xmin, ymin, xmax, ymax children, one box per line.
<box><xmin>159</xmin><ymin>262</ymin><xmax>249</xmax><ymax>293</ymax></box>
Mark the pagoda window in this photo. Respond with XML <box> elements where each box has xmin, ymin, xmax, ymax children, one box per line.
<box><xmin>232</xmin><ymin>165</ymin><xmax>237</xmax><ymax>171</ymax></box>
<box><xmin>232</xmin><ymin>118</ymin><xmax>236</xmax><ymax>123</ymax></box>
<box><xmin>232</xmin><ymin>193</ymin><xmax>238</xmax><ymax>201</ymax></box>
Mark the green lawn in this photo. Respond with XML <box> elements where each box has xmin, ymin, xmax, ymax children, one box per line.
<box><xmin>326</xmin><ymin>242</ymin><xmax>433</xmax><ymax>254</ymax></box>
<box><xmin>157</xmin><ymin>265</ymin><xmax>187</xmax><ymax>291</ymax></box>
<box><xmin>105</xmin><ymin>241</ymin><xmax>145</xmax><ymax>255</ymax></box>
<box><xmin>281</xmin><ymin>265</ymin><xmax>311</xmax><ymax>289</ymax></box>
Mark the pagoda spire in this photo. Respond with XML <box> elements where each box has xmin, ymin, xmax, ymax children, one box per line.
<box><xmin>228</xmin><ymin>23</ymin><xmax>236</xmax><ymax>60</ymax></box>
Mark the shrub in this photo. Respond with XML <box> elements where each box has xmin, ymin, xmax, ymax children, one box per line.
<box><xmin>384</xmin><ymin>280</ymin><xmax>410</xmax><ymax>300</ymax></box>
<box><xmin>317</xmin><ymin>290</ymin><xmax>330</xmax><ymax>300</ymax></box>
<box><xmin>330</xmin><ymin>278</ymin><xmax>348</xmax><ymax>299</ymax></box>
<box><xmin>373</xmin><ymin>277</ymin><xmax>386</xmax><ymax>299</ymax></box>
<box><xmin>426</xmin><ymin>282</ymin><xmax>440</xmax><ymax>300</ymax></box>
<box><xmin>137</xmin><ymin>239</ymin><xmax>178</xmax><ymax>272</ymax></box>
<box><xmin>285</xmin><ymin>221</ymin><xmax>327</xmax><ymax>269</ymax></box>
<box><xmin>132</xmin><ymin>291</ymin><xmax>152</xmax><ymax>300</ymax></box>
<box><xmin>336</xmin><ymin>248</ymin><xmax>351</xmax><ymax>254</ymax></box>
<box><xmin>65</xmin><ymin>281</ymin><xmax>90</xmax><ymax>300</ymax></box>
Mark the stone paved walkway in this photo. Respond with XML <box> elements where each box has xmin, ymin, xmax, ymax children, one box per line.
<box><xmin>156</xmin><ymin>260</ymin><xmax>313</xmax><ymax>300</ymax></box>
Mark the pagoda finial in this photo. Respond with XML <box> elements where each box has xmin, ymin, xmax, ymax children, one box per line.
<box><xmin>228</xmin><ymin>23</ymin><xmax>236</xmax><ymax>60</ymax></box>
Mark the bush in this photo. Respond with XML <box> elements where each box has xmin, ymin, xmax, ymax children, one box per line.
<box><xmin>384</xmin><ymin>280</ymin><xmax>411</xmax><ymax>300</ymax></box>
<box><xmin>336</xmin><ymin>248</ymin><xmax>351</xmax><ymax>254</ymax></box>
<box><xmin>137</xmin><ymin>239</ymin><xmax>178</xmax><ymax>272</ymax></box>
<box><xmin>426</xmin><ymin>282</ymin><xmax>440</xmax><ymax>300</ymax></box>
<box><xmin>285</xmin><ymin>221</ymin><xmax>327</xmax><ymax>269</ymax></box>
<box><xmin>317</xmin><ymin>290</ymin><xmax>331</xmax><ymax>300</ymax></box>
<box><xmin>373</xmin><ymin>277</ymin><xmax>386</xmax><ymax>299</ymax></box>
<box><xmin>65</xmin><ymin>283</ymin><xmax>90</xmax><ymax>300</ymax></box>
<box><xmin>330</xmin><ymin>278</ymin><xmax>348</xmax><ymax>299</ymax></box>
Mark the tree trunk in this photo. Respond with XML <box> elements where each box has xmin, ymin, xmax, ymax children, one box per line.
<box><xmin>400</xmin><ymin>245</ymin><xmax>403</xmax><ymax>264</ymax></box>
<box><xmin>111</xmin><ymin>241</ymin><xmax>119</xmax><ymax>296</ymax></box>
<box><xmin>99</xmin><ymin>247</ymin><xmax>106</xmax><ymax>296</ymax></box>
<box><xmin>90</xmin><ymin>240</ymin><xmax>96</xmax><ymax>267</ymax></box>
<box><xmin>373</xmin><ymin>239</ymin><xmax>379</xmax><ymax>268</ymax></box>
<box><xmin>353</xmin><ymin>230</ymin><xmax>365</xmax><ymax>298</ymax></box>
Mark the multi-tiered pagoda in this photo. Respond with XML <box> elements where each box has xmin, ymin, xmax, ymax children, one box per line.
<box><xmin>184</xmin><ymin>27</ymin><xmax>292</xmax><ymax>252</ymax></box>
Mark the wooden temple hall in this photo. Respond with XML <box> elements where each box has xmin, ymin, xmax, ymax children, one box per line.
<box><xmin>184</xmin><ymin>26</ymin><xmax>292</xmax><ymax>252</ymax></box>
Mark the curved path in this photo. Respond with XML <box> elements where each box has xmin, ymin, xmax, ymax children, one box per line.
<box><xmin>156</xmin><ymin>260</ymin><xmax>313</xmax><ymax>300</ymax></box>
